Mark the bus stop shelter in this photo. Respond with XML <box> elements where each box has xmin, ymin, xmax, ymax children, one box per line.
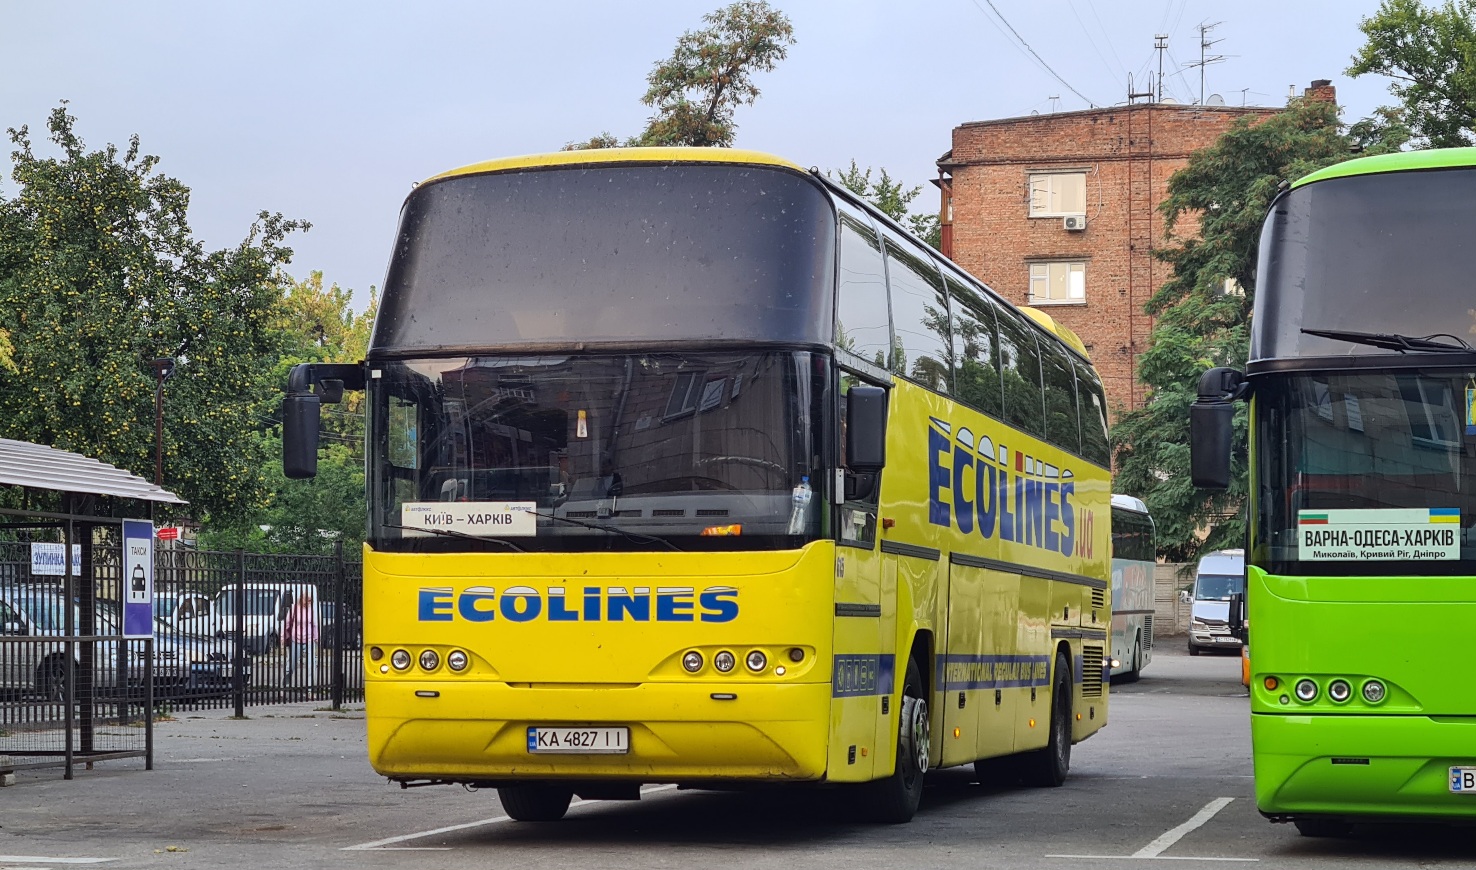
<box><xmin>0</xmin><ymin>437</ymin><xmax>184</xmax><ymax>779</ymax></box>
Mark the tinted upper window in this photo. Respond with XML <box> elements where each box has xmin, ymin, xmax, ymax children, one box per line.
<box><xmin>835</xmin><ymin>201</ymin><xmax>890</xmax><ymax>368</ymax></box>
<box><xmin>1074</xmin><ymin>358</ymin><xmax>1111</xmax><ymax>467</ymax></box>
<box><xmin>947</xmin><ymin>274</ymin><xmax>1003</xmax><ymax>418</ymax></box>
<box><xmin>882</xmin><ymin>233</ymin><xmax>950</xmax><ymax>393</ymax></box>
<box><xmin>1251</xmin><ymin>166</ymin><xmax>1476</xmax><ymax>362</ymax></box>
<box><xmin>1039</xmin><ymin>340</ymin><xmax>1080</xmax><ymax>452</ymax></box>
<box><xmin>995</xmin><ymin>311</ymin><xmax>1045</xmax><ymax>437</ymax></box>
<box><xmin>374</xmin><ymin>164</ymin><xmax>836</xmax><ymax>353</ymax></box>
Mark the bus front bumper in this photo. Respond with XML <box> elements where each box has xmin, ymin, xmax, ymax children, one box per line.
<box><xmin>366</xmin><ymin>680</ymin><xmax>834</xmax><ymax>784</ymax></box>
<box><xmin>1252</xmin><ymin>712</ymin><xmax>1476</xmax><ymax>822</ymax></box>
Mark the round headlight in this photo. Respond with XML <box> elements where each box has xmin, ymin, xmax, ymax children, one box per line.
<box><xmin>682</xmin><ymin>651</ymin><xmax>703</xmax><ymax>673</ymax></box>
<box><xmin>1294</xmin><ymin>679</ymin><xmax>1318</xmax><ymax>702</ymax></box>
<box><xmin>390</xmin><ymin>649</ymin><xmax>411</xmax><ymax>670</ymax></box>
<box><xmin>714</xmin><ymin>650</ymin><xmax>736</xmax><ymax>673</ymax></box>
<box><xmin>1362</xmin><ymin>679</ymin><xmax>1386</xmax><ymax>703</ymax></box>
<box><xmin>419</xmin><ymin>649</ymin><xmax>440</xmax><ymax>671</ymax></box>
<box><xmin>746</xmin><ymin>650</ymin><xmax>768</xmax><ymax>672</ymax></box>
<box><xmin>447</xmin><ymin>650</ymin><xmax>468</xmax><ymax>672</ymax></box>
<box><xmin>1327</xmin><ymin>679</ymin><xmax>1351</xmax><ymax>702</ymax></box>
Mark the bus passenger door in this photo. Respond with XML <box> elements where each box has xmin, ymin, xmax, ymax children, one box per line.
<box><xmin>1015</xmin><ymin>574</ymin><xmax>1052</xmax><ymax>752</ymax></box>
<box><xmin>830</xmin><ymin>540</ymin><xmax>884</xmax><ymax>782</ymax></box>
<box><xmin>977</xmin><ymin>566</ymin><xmax>1021</xmax><ymax>760</ymax></box>
<box><xmin>940</xmin><ymin>561</ymin><xmax>984</xmax><ymax>767</ymax></box>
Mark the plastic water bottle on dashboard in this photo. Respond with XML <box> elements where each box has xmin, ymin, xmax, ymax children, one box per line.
<box><xmin>788</xmin><ymin>475</ymin><xmax>812</xmax><ymax>535</ymax></box>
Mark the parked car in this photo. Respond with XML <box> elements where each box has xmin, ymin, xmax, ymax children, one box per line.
<box><xmin>317</xmin><ymin>601</ymin><xmax>362</xmax><ymax>650</ymax></box>
<box><xmin>155</xmin><ymin>592</ymin><xmax>213</xmax><ymax>635</ymax></box>
<box><xmin>0</xmin><ymin>586</ymin><xmax>247</xmax><ymax>700</ymax></box>
<box><xmin>210</xmin><ymin>583</ymin><xmax>319</xmax><ymax>655</ymax></box>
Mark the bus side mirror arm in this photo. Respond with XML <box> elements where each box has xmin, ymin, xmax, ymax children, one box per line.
<box><xmin>283</xmin><ymin>363</ymin><xmax>367</xmax><ymax>480</ymax></box>
<box><xmin>1189</xmin><ymin>367</ymin><xmax>1246</xmax><ymax>490</ymax></box>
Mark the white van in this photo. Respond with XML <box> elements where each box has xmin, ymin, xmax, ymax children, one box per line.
<box><xmin>1186</xmin><ymin>549</ymin><xmax>1245</xmax><ymax>655</ymax></box>
<box><xmin>212</xmin><ymin>583</ymin><xmax>318</xmax><ymax>655</ymax></box>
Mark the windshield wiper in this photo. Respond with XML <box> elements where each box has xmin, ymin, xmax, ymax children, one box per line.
<box><xmin>381</xmin><ymin>523</ymin><xmax>525</xmax><ymax>552</ymax></box>
<box><xmin>532</xmin><ymin>510</ymin><xmax>684</xmax><ymax>552</ymax></box>
<box><xmin>1301</xmin><ymin>328</ymin><xmax>1474</xmax><ymax>354</ymax></box>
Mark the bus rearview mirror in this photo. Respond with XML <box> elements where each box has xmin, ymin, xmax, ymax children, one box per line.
<box><xmin>846</xmin><ymin>386</ymin><xmax>887</xmax><ymax>474</ymax></box>
<box><xmin>1189</xmin><ymin>400</ymin><xmax>1234</xmax><ymax>490</ymax></box>
<box><xmin>282</xmin><ymin>393</ymin><xmax>321</xmax><ymax>479</ymax></box>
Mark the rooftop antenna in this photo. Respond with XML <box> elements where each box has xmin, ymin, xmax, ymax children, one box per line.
<box><xmin>1048</xmin><ymin>94</ymin><xmax>1061</xmax><ymax>113</ymax></box>
<box><xmin>1154</xmin><ymin>34</ymin><xmax>1169</xmax><ymax>102</ymax></box>
<box><xmin>1184</xmin><ymin>21</ymin><xmax>1225</xmax><ymax>105</ymax></box>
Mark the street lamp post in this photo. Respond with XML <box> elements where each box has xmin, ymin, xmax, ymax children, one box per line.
<box><xmin>150</xmin><ymin>357</ymin><xmax>175</xmax><ymax>486</ymax></box>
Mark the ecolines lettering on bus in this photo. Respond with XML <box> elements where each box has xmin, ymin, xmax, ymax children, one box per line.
<box><xmin>416</xmin><ymin>585</ymin><xmax>740</xmax><ymax>624</ymax></box>
<box><xmin>926</xmin><ymin>417</ymin><xmax>1083</xmax><ymax>557</ymax></box>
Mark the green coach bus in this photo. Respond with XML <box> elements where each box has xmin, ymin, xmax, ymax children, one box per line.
<box><xmin>1191</xmin><ymin>147</ymin><xmax>1476</xmax><ymax>835</ymax></box>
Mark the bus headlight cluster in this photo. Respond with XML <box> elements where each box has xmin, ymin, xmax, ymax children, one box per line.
<box><xmin>1327</xmin><ymin>679</ymin><xmax>1351</xmax><ymax>703</ymax></box>
<box><xmin>447</xmin><ymin>650</ymin><xmax>469</xmax><ymax>672</ymax></box>
<box><xmin>1294</xmin><ymin>679</ymin><xmax>1318</xmax><ymax>702</ymax></box>
<box><xmin>745</xmin><ymin>650</ymin><xmax>767</xmax><ymax>672</ymax></box>
<box><xmin>391</xmin><ymin>649</ymin><xmax>412</xmax><ymax>671</ymax></box>
<box><xmin>419</xmin><ymin>649</ymin><xmax>440</xmax><ymax>671</ymax></box>
<box><xmin>682</xmin><ymin>651</ymin><xmax>704</xmax><ymax>673</ymax></box>
<box><xmin>1270</xmin><ymin>675</ymin><xmax>1389</xmax><ymax>705</ymax></box>
<box><xmin>714</xmin><ymin>651</ymin><xmax>736</xmax><ymax>673</ymax></box>
<box><xmin>1362</xmin><ymin>679</ymin><xmax>1386</xmax><ymax>703</ymax></box>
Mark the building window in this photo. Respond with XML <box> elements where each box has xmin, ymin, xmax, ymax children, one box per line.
<box><xmin>1029</xmin><ymin>261</ymin><xmax>1086</xmax><ymax>304</ymax></box>
<box><xmin>1029</xmin><ymin>171</ymin><xmax>1086</xmax><ymax>217</ymax></box>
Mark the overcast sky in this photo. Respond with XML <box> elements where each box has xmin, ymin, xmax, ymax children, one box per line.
<box><xmin>2</xmin><ymin>1</ymin><xmax>1396</xmax><ymax>310</ymax></box>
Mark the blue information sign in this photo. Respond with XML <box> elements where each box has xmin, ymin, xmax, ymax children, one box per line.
<box><xmin>122</xmin><ymin>519</ymin><xmax>154</xmax><ymax>638</ymax></box>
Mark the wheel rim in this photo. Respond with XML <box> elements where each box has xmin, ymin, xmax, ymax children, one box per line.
<box><xmin>903</xmin><ymin>694</ymin><xmax>930</xmax><ymax>776</ymax></box>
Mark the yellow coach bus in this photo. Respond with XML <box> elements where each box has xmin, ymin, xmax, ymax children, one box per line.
<box><xmin>282</xmin><ymin>148</ymin><xmax>1113</xmax><ymax>823</ymax></box>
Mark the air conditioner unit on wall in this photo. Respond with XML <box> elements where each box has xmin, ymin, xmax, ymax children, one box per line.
<box><xmin>1063</xmin><ymin>214</ymin><xmax>1087</xmax><ymax>231</ymax></box>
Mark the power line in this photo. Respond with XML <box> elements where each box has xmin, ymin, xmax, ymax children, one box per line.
<box><xmin>970</xmin><ymin>0</ymin><xmax>1098</xmax><ymax>108</ymax></box>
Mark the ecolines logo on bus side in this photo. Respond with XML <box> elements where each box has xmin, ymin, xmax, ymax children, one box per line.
<box><xmin>926</xmin><ymin>417</ymin><xmax>1092</xmax><ymax>558</ymax></box>
<box><xmin>416</xmin><ymin>586</ymin><xmax>740</xmax><ymax>624</ymax></box>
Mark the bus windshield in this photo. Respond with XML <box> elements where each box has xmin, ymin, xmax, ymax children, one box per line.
<box><xmin>1254</xmin><ymin>369</ymin><xmax>1476</xmax><ymax>575</ymax></box>
<box><xmin>1251</xmin><ymin>166</ymin><xmax>1476</xmax><ymax>362</ymax></box>
<box><xmin>369</xmin><ymin>350</ymin><xmax>827</xmax><ymax>552</ymax></box>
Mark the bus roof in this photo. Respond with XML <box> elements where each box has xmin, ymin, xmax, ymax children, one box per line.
<box><xmin>424</xmin><ymin>147</ymin><xmax>807</xmax><ymax>184</ymax></box>
<box><xmin>1019</xmin><ymin>307</ymin><xmax>1091</xmax><ymax>360</ymax></box>
<box><xmin>1110</xmin><ymin>494</ymin><xmax>1148</xmax><ymax>514</ymax></box>
<box><xmin>1291</xmin><ymin>147</ymin><xmax>1476</xmax><ymax>189</ymax></box>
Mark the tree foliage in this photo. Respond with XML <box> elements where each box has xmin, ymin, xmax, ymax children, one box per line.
<box><xmin>0</xmin><ymin>104</ymin><xmax>306</xmax><ymax>522</ymax></box>
<box><xmin>829</xmin><ymin>160</ymin><xmax>943</xmax><ymax>250</ymax></box>
<box><xmin>1348</xmin><ymin>0</ymin><xmax>1476</xmax><ymax>147</ymax></box>
<box><xmin>565</xmin><ymin>1</ymin><xmax>794</xmax><ymax>150</ymax></box>
<box><xmin>201</xmin><ymin>272</ymin><xmax>375</xmax><ymax>554</ymax></box>
<box><xmin>1110</xmin><ymin>98</ymin><xmax>1371</xmax><ymax>562</ymax></box>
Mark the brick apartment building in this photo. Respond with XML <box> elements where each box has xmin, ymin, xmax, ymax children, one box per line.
<box><xmin>937</xmin><ymin>80</ymin><xmax>1337</xmax><ymax>420</ymax></box>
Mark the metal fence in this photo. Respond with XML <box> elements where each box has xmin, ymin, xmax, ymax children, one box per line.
<box><xmin>0</xmin><ymin>539</ymin><xmax>362</xmax><ymax>776</ymax></box>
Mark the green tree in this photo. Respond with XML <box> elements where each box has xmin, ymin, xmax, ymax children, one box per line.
<box><xmin>202</xmin><ymin>272</ymin><xmax>376</xmax><ymax>553</ymax></box>
<box><xmin>565</xmin><ymin>1</ymin><xmax>795</xmax><ymax>150</ymax></box>
<box><xmin>0</xmin><ymin>104</ymin><xmax>307</xmax><ymax>522</ymax></box>
<box><xmin>1110</xmin><ymin>98</ymin><xmax>1374</xmax><ymax>561</ymax></box>
<box><xmin>1348</xmin><ymin>0</ymin><xmax>1476</xmax><ymax>147</ymax></box>
<box><xmin>829</xmin><ymin>160</ymin><xmax>943</xmax><ymax>250</ymax></box>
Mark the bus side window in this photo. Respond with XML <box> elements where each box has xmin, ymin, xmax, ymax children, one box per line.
<box><xmin>835</xmin><ymin>202</ymin><xmax>891</xmax><ymax>370</ymax></box>
<box><xmin>946</xmin><ymin>274</ymin><xmax>1003</xmax><ymax>418</ymax></box>
<box><xmin>995</xmin><ymin>310</ymin><xmax>1045</xmax><ymax>438</ymax></box>
<box><xmin>838</xmin><ymin>369</ymin><xmax>882</xmax><ymax>546</ymax></box>
<box><xmin>881</xmin><ymin>232</ymin><xmax>951</xmax><ymax>393</ymax></box>
<box><xmin>1073</xmin><ymin>359</ymin><xmax>1111</xmax><ymax>466</ymax></box>
<box><xmin>1039</xmin><ymin>340</ymin><xmax>1081</xmax><ymax>454</ymax></box>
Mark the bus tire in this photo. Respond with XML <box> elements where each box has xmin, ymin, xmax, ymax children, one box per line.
<box><xmin>1023</xmin><ymin>650</ymin><xmax>1072</xmax><ymax>787</ymax></box>
<box><xmin>497</xmin><ymin>784</ymin><xmax>574</xmax><ymax>822</ymax></box>
<box><xmin>862</xmin><ymin>657</ymin><xmax>929</xmax><ymax>823</ymax></box>
<box><xmin>1122</xmin><ymin>638</ymin><xmax>1142</xmax><ymax>683</ymax></box>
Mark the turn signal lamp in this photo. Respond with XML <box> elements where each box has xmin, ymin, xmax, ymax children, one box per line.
<box><xmin>700</xmin><ymin>524</ymin><xmax>743</xmax><ymax>537</ymax></box>
<box><xmin>1263</xmin><ymin>676</ymin><xmax>1279</xmax><ymax>691</ymax></box>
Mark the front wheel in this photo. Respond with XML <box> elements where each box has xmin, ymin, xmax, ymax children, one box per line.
<box><xmin>1121</xmin><ymin>639</ymin><xmax>1142</xmax><ymax>684</ymax></box>
<box><xmin>860</xmin><ymin>657</ymin><xmax>929</xmax><ymax>823</ymax></box>
<box><xmin>1022</xmin><ymin>650</ymin><xmax>1071</xmax><ymax>787</ymax></box>
<box><xmin>497</xmin><ymin>784</ymin><xmax>574</xmax><ymax>822</ymax></box>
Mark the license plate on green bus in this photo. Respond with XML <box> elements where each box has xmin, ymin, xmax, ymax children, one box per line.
<box><xmin>527</xmin><ymin>726</ymin><xmax>629</xmax><ymax>754</ymax></box>
<box><xmin>1451</xmin><ymin>767</ymin><xmax>1476</xmax><ymax>793</ymax></box>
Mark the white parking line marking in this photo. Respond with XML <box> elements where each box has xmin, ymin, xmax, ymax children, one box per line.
<box><xmin>1133</xmin><ymin>797</ymin><xmax>1235</xmax><ymax>858</ymax></box>
<box><xmin>342</xmin><ymin>784</ymin><xmax>679</xmax><ymax>851</ymax></box>
<box><xmin>1047</xmin><ymin>796</ymin><xmax>1257</xmax><ymax>862</ymax></box>
<box><xmin>0</xmin><ymin>858</ymin><xmax>115</xmax><ymax>865</ymax></box>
